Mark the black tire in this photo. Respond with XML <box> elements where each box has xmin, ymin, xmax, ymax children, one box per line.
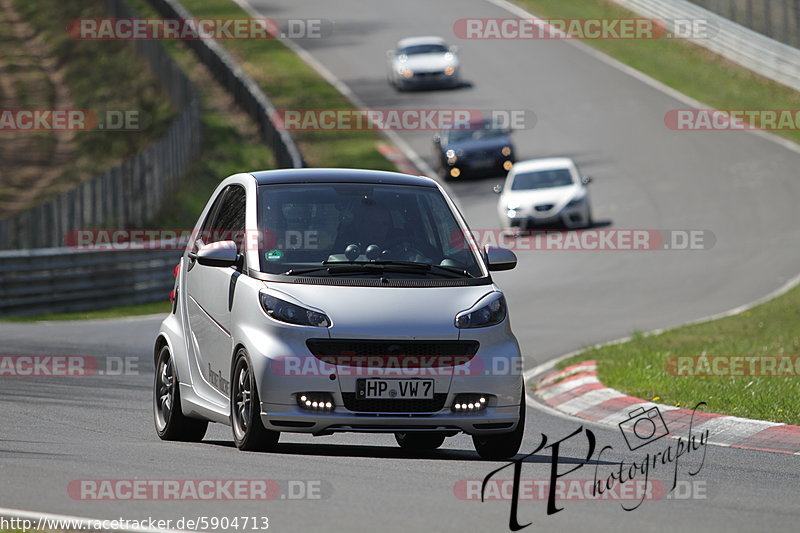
<box><xmin>231</xmin><ymin>349</ymin><xmax>280</xmax><ymax>452</ymax></box>
<box><xmin>395</xmin><ymin>432</ymin><xmax>446</xmax><ymax>450</ymax></box>
<box><xmin>585</xmin><ymin>207</ymin><xmax>594</xmax><ymax>228</ymax></box>
<box><xmin>472</xmin><ymin>401</ymin><xmax>525</xmax><ymax>460</ymax></box>
<box><xmin>154</xmin><ymin>344</ymin><xmax>208</xmax><ymax>442</ymax></box>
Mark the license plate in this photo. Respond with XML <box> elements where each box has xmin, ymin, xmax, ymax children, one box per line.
<box><xmin>473</xmin><ymin>158</ymin><xmax>495</xmax><ymax>168</ymax></box>
<box><xmin>357</xmin><ymin>378</ymin><xmax>434</xmax><ymax>399</ymax></box>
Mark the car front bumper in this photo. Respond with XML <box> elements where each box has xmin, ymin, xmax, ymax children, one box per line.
<box><xmin>260</xmin><ymin>400</ymin><xmax>521</xmax><ymax>436</ymax></box>
<box><xmin>507</xmin><ymin>204</ymin><xmax>590</xmax><ymax>229</ymax></box>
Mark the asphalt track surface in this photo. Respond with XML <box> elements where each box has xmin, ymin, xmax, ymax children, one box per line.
<box><xmin>2</xmin><ymin>0</ymin><xmax>800</xmax><ymax>531</ymax></box>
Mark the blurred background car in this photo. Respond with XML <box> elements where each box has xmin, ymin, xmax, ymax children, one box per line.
<box><xmin>496</xmin><ymin>157</ymin><xmax>593</xmax><ymax>230</ymax></box>
<box><xmin>433</xmin><ymin>119</ymin><xmax>515</xmax><ymax>180</ymax></box>
<box><xmin>386</xmin><ymin>36</ymin><xmax>460</xmax><ymax>90</ymax></box>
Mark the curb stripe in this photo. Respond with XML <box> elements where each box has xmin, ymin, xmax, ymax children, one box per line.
<box><xmin>533</xmin><ymin>366</ymin><xmax>800</xmax><ymax>455</ymax></box>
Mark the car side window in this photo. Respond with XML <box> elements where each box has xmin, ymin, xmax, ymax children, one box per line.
<box><xmin>196</xmin><ymin>188</ymin><xmax>229</xmax><ymax>249</ymax></box>
<box><xmin>211</xmin><ymin>185</ymin><xmax>247</xmax><ymax>252</ymax></box>
<box><xmin>196</xmin><ymin>185</ymin><xmax>247</xmax><ymax>253</ymax></box>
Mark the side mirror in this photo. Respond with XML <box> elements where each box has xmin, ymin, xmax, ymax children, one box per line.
<box><xmin>582</xmin><ymin>176</ymin><xmax>593</xmax><ymax>185</ymax></box>
<box><xmin>432</xmin><ymin>134</ymin><xmax>441</xmax><ymax>144</ymax></box>
<box><xmin>485</xmin><ymin>245</ymin><xmax>517</xmax><ymax>271</ymax></box>
<box><xmin>386</xmin><ymin>49</ymin><xmax>395</xmax><ymax>58</ymax></box>
<box><xmin>195</xmin><ymin>240</ymin><xmax>239</xmax><ymax>268</ymax></box>
<box><xmin>492</xmin><ymin>184</ymin><xmax>503</xmax><ymax>194</ymax></box>
<box><xmin>449</xmin><ymin>45</ymin><xmax>459</xmax><ymax>54</ymax></box>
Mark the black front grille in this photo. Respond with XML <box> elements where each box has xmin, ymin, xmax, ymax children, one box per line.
<box><xmin>307</xmin><ymin>339</ymin><xmax>479</xmax><ymax>359</ymax></box>
<box><xmin>342</xmin><ymin>393</ymin><xmax>448</xmax><ymax>413</ymax></box>
<box><xmin>535</xmin><ymin>204</ymin><xmax>554</xmax><ymax>212</ymax></box>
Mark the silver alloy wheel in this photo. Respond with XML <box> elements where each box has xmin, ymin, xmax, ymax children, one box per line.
<box><xmin>232</xmin><ymin>358</ymin><xmax>252</xmax><ymax>440</ymax></box>
<box><xmin>155</xmin><ymin>348</ymin><xmax>174</xmax><ymax>430</ymax></box>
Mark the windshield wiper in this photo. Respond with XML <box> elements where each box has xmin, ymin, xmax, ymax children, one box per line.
<box><xmin>322</xmin><ymin>260</ymin><xmax>473</xmax><ymax>278</ymax></box>
<box><xmin>283</xmin><ymin>264</ymin><xmax>384</xmax><ymax>276</ymax></box>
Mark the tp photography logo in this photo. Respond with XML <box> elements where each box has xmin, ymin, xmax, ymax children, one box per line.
<box><xmin>477</xmin><ymin>402</ymin><xmax>710</xmax><ymax>531</ymax></box>
<box><xmin>618</xmin><ymin>406</ymin><xmax>670</xmax><ymax>451</ymax></box>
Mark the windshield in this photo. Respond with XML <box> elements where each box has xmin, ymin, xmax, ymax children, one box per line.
<box><xmin>510</xmin><ymin>169</ymin><xmax>574</xmax><ymax>190</ymax></box>
<box><xmin>399</xmin><ymin>44</ymin><xmax>448</xmax><ymax>55</ymax></box>
<box><xmin>257</xmin><ymin>182</ymin><xmax>484</xmax><ymax>278</ymax></box>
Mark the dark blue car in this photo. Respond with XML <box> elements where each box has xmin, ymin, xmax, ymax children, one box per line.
<box><xmin>433</xmin><ymin>120</ymin><xmax>515</xmax><ymax>180</ymax></box>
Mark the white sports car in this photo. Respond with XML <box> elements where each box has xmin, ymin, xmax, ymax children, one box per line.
<box><xmin>154</xmin><ymin>168</ymin><xmax>525</xmax><ymax>459</ymax></box>
<box><xmin>387</xmin><ymin>36</ymin><xmax>460</xmax><ymax>90</ymax></box>
<box><xmin>497</xmin><ymin>158</ymin><xmax>593</xmax><ymax>231</ymax></box>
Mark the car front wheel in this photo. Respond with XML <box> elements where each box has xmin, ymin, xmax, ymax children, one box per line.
<box><xmin>231</xmin><ymin>349</ymin><xmax>280</xmax><ymax>452</ymax></box>
<box><xmin>472</xmin><ymin>401</ymin><xmax>525</xmax><ymax>460</ymax></box>
<box><xmin>154</xmin><ymin>344</ymin><xmax>208</xmax><ymax>442</ymax></box>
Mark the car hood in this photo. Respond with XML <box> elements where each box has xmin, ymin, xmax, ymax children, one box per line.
<box><xmin>504</xmin><ymin>185</ymin><xmax>581</xmax><ymax>208</ymax></box>
<box><xmin>264</xmin><ymin>282</ymin><xmax>495</xmax><ymax>340</ymax></box>
<box><xmin>398</xmin><ymin>53</ymin><xmax>457</xmax><ymax>71</ymax></box>
<box><xmin>447</xmin><ymin>136</ymin><xmax>511</xmax><ymax>154</ymax></box>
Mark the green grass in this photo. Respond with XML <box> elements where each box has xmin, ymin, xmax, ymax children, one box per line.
<box><xmin>557</xmin><ymin>284</ymin><xmax>800</xmax><ymax>425</ymax></box>
<box><xmin>7</xmin><ymin>0</ymin><xmax>176</xmax><ymax>207</ymax></box>
<box><xmin>1</xmin><ymin>300</ymin><xmax>172</xmax><ymax>322</ymax></box>
<box><xmin>177</xmin><ymin>0</ymin><xmax>395</xmax><ymax>170</ymax></box>
<box><xmin>514</xmin><ymin>0</ymin><xmax>800</xmax><ymax>144</ymax></box>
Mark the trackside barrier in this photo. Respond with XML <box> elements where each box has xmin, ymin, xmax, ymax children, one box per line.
<box><xmin>0</xmin><ymin>246</ymin><xmax>182</xmax><ymax>317</ymax></box>
<box><xmin>614</xmin><ymin>0</ymin><xmax>800</xmax><ymax>92</ymax></box>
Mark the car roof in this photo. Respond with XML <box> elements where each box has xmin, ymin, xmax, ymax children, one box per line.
<box><xmin>397</xmin><ymin>36</ymin><xmax>448</xmax><ymax>49</ymax></box>
<box><xmin>249</xmin><ymin>168</ymin><xmax>438</xmax><ymax>187</ymax></box>
<box><xmin>511</xmin><ymin>157</ymin><xmax>576</xmax><ymax>174</ymax></box>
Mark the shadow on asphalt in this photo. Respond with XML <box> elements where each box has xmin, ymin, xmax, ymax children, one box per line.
<box><xmin>200</xmin><ymin>439</ymin><xmax>617</xmax><ymax>465</ymax></box>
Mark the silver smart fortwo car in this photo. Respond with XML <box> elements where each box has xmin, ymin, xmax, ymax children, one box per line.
<box><xmin>153</xmin><ymin>168</ymin><xmax>524</xmax><ymax>459</ymax></box>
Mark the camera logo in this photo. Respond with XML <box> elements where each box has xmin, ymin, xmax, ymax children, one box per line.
<box><xmin>618</xmin><ymin>406</ymin><xmax>670</xmax><ymax>450</ymax></box>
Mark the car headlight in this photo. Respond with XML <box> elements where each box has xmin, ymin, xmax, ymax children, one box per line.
<box><xmin>501</xmin><ymin>146</ymin><xmax>512</xmax><ymax>157</ymax></box>
<box><xmin>444</xmin><ymin>65</ymin><xmax>456</xmax><ymax>76</ymax></box>
<box><xmin>455</xmin><ymin>295</ymin><xmax>507</xmax><ymax>329</ymax></box>
<box><xmin>260</xmin><ymin>292</ymin><xmax>330</xmax><ymax>327</ymax></box>
<box><xmin>566</xmin><ymin>195</ymin><xmax>586</xmax><ymax>207</ymax></box>
<box><xmin>446</xmin><ymin>149</ymin><xmax>456</xmax><ymax>159</ymax></box>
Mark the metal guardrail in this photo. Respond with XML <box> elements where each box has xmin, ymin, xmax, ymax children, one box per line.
<box><xmin>0</xmin><ymin>246</ymin><xmax>181</xmax><ymax>317</ymax></box>
<box><xmin>149</xmin><ymin>0</ymin><xmax>305</xmax><ymax>169</ymax></box>
<box><xmin>614</xmin><ymin>0</ymin><xmax>800</xmax><ymax>92</ymax></box>
<box><xmin>688</xmin><ymin>0</ymin><xmax>800</xmax><ymax>50</ymax></box>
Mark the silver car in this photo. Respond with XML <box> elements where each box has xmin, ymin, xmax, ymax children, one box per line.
<box><xmin>153</xmin><ymin>168</ymin><xmax>524</xmax><ymax>459</ymax></box>
<box><xmin>386</xmin><ymin>36</ymin><xmax>460</xmax><ymax>90</ymax></box>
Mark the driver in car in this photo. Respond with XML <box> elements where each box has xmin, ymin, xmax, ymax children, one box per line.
<box><xmin>353</xmin><ymin>203</ymin><xmax>433</xmax><ymax>262</ymax></box>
